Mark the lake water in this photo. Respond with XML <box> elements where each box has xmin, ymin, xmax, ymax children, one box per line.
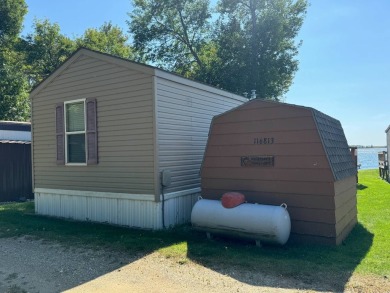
<box><xmin>357</xmin><ymin>147</ymin><xmax>386</xmax><ymax>170</ymax></box>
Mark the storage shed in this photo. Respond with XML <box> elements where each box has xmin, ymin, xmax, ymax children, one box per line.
<box><xmin>30</xmin><ymin>48</ymin><xmax>246</xmax><ymax>229</ymax></box>
<box><xmin>201</xmin><ymin>100</ymin><xmax>357</xmax><ymax>245</ymax></box>
<box><xmin>0</xmin><ymin>121</ymin><xmax>33</xmax><ymax>202</ymax></box>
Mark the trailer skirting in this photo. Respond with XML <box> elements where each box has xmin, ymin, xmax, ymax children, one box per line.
<box><xmin>34</xmin><ymin>188</ymin><xmax>199</xmax><ymax>229</ymax></box>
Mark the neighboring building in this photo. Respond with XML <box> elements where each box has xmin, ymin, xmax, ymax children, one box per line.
<box><xmin>384</xmin><ymin>125</ymin><xmax>390</xmax><ymax>182</ymax></box>
<box><xmin>0</xmin><ymin>121</ymin><xmax>31</xmax><ymax>141</ymax></box>
<box><xmin>387</xmin><ymin>125</ymin><xmax>390</xmax><ymax>165</ymax></box>
<box><xmin>30</xmin><ymin>48</ymin><xmax>246</xmax><ymax>229</ymax></box>
<box><xmin>0</xmin><ymin>121</ymin><xmax>33</xmax><ymax>202</ymax></box>
<box><xmin>201</xmin><ymin>100</ymin><xmax>357</xmax><ymax>245</ymax></box>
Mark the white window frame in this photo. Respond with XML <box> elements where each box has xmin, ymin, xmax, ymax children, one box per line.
<box><xmin>64</xmin><ymin>99</ymin><xmax>87</xmax><ymax>166</ymax></box>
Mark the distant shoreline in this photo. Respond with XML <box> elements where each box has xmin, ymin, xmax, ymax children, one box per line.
<box><xmin>350</xmin><ymin>146</ymin><xmax>386</xmax><ymax>149</ymax></box>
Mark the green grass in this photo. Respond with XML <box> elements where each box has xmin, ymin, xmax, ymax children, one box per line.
<box><xmin>354</xmin><ymin>170</ymin><xmax>390</xmax><ymax>275</ymax></box>
<box><xmin>0</xmin><ymin>169</ymin><xmax>389</xmax><ymax>291</ymax></box>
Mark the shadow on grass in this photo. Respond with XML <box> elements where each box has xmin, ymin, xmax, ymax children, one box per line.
<box><xmin>185</xmin><ymin>223</ymin><xmax>373</xmax><ymax>292</ymax></box>
<box><xmin>357</xmin><ymin>183</ymin><xmax>368</xmax><ymax>190</ymax></box>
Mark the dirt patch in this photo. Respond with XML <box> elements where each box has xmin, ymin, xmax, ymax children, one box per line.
<box><xmin>0</xmin><ymin>237</ymin><xmax>388</xmax><ymax>293</ymax></box>
<box><xmin>0</xmin><ymin>236</ymin><xmax>137</xmax><ymax>293</ymax></box>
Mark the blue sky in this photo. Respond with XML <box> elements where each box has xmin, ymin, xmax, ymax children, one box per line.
<box><xmin>22</xmin><ymin>0</ymin><xmax>389</xmax><ymax>146</ymax></box>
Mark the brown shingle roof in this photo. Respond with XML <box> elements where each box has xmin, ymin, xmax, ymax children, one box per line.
<box><xmin>312</xmin><ymin>110</ymin><xmax>356</xmax><ymax>181</ymax></box>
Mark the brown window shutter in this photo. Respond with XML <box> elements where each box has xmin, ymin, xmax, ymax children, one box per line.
<box><xmin>55</xmin><ymin>103</ymin><xmax>65</xmax><ymax>165</ymax></box>
<box><xmin>86</xmin><ymin>98</ymin><xmax>98</xmax><ymax>165</ymax></box>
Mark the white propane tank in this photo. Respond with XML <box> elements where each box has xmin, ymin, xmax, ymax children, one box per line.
<box><xmin>191</xmin><ymin>199</ymin><xmax>291</xmax><ymax>245</ymax></box>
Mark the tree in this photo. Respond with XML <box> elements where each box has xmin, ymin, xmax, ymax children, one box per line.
<box><xmin>22</xmin><ymin>19</ymin><xmax>76</xmax><ymax>85</ymax></box>
<box><xmin>0</xmin><ymin>49</ymin><xmax>30</xmax><ymax>121</ymax></box>
<box><xmin>128</xmin><ymin>0</ymin><xmax>307</xmax><ymax>100</ymax></box>
<box><xmin>0</xmin><ymin>0</ymin><xmax>29</xmax><ymax>121</ymax></box>
<box><xmin>0</xmin><ymin>0</ymin><xmax>27</xmax><ymax>46</ymax></box>
<box><xmin>76</xmin><ymin>22</ymin><xmax>134</xmax><ymax>59</ymax></box>
<box><xmin>128</xmin><ymin>0</ymin><xmax>212</xmax><ymax>75</ymax></box>
<box><xmin>215</xmin><ymin>0</ymin><xmax>308</xmax><ymax>100</ymax></box>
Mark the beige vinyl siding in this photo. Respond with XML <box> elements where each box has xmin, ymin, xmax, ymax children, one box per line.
<box><xmin>32</xmin><ymin>54</ymin><xmax>155</xmax><ymax>195</ymax></box>
<box><xmin>156</xmin><ymin>77</ymin><xmax>245</xmax><ymax>194</ymax></box>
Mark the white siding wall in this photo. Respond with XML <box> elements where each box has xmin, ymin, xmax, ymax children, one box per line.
<box><xmin>156</xmin><ymin>77</ymin><xmax>246</xmax><ymax>194</ymax></box>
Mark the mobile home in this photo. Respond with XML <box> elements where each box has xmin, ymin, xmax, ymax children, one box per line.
<box><xmin>30</xmin><ymin>48</ymin><xmax>246</xmax><ymax>229</ymax></box>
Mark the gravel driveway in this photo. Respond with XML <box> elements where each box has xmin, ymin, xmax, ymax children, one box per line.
<box><xmin>0</xmin><ymin>236</ymin><xmax>389</xmax><ymax>293</ymax></box>
<box><xmin>0</xmin><ymin>236</ymin><xmax>138</xmax><ymax>293</ymax></box>
<box><xmin>0</xmin><ymin>236</ymin><xmax>306</xmax><ymax>293</ymax></box>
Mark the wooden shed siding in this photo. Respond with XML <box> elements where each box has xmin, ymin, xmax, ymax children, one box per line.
<box><xmin>290</xmin><ymin>234</ymin><xmax>337</xmax><ymax>245</ymax></box>
<box><xmin>207</xmin><ymin>130</ymin><xmax>322</xmax><ymax>146</ymax></box>
<box><xmin>32</xmin><ymin>54</ymin><xmax>155</xmax><ymax>195</ymax></box>
<box><xmin>292</xmin><ymin>222</ymin><xmax>336</xmax><ymax>238</ymax></box>
<box><xmin>211</xmin><ymin>116</ymin><xmax>317</xmax><ymax>135</ymax></box>
<box><xmin>336</xmin><ymin>216</ymin><xmax>357</xmax><ymax>245</ymax></box>
<box><xmin>202</xmin><ymin>178</ymin><xmax>335</xmax><ymax>196</ymax></box>
<box><xmin>334</xmin><ymin>185</ymin><xmax>356</xmax><ymax>209</ymax></box>
<box><xmin>334</xmin><ymin>175</ymin><xmax>356</xmax><ymax>195</ymax></box>
<box><xmin>202</xmin><ymin>168</ymin><xmax>333</xmax><ymax>182</ymax></box>
<box><xmin>156</xmin><ymin>78</ymin><xmax>244</xmax><ymax>194</ymax></box>
<box><xmin>202</xmin><ymin>189</ymin><xmax>335</xmax><ymax>209</ymax></box>
<box><xmin>336</xmin><ymin>199</ymin><xmax>357</xmax><ymax>235</ymax></box>
<box><xmin>201</xmin><ymin>100</ymin><xmax>358</xmax><ymax>244</ymax></box>
<box><xmin>333</xmin><ymin>175</ymin><xmax>357</xmax><ymax>241</ymax></box>
<box><xmin>216</xmin><ymin>106</ymin><xmax>312</xmax><ymax>123</ymax></box>
<box><xmin>288</xmin><ymin>196</ymin><xmax>356</xmax><ymax>239</ymax></box>
<box><xmin>201</xmin><ymin>103</ymin><xmax>333</xmax><ymax>194</ymax></box>
<box><xmin>204</xmin><ymin>143</ymin><xmax>326</xmax><ymax>157</ymax></box>
<box><xmin>202</xmin><ymin>155</ymin><xmax>330</xmax><ymax>169</ymax></box>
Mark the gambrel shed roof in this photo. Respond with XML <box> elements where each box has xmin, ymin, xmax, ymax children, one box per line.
<box><xmin>208</xmin><ymin>99</ymin><xmax>356</xmax><ymax>182</ymax></box>
<box><xmin>311</xmin><ymin>109</ymin><xmax>356</xmax><ymax>181</ymax></box>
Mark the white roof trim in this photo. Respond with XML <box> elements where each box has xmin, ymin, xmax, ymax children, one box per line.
<box><xmin>155</xmin><ymin>70</ymin><xmax>247</xmax><ymax>102</ymax></box>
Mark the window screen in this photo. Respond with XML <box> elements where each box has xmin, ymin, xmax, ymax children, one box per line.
<box><xmin>66</xmin><ymin>102</ymin><xmax>85</xmax><ymax>132</ymax></box>
<box><xmin>65</xmin><ymin>101</ymin><xmax>86</xmax><ymax>164</ymax></box>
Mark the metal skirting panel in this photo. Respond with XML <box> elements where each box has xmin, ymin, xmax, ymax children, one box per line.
<box><xmin>35</xmin><ymin>190</ymin><xmax>199</xmax><ymax>229</ymax></box>
<box><xmin>116</xmin><ymin>199</ymin><xmax>161</xmax><ymax>229</ymax></box>
<box><xmin>164</xmin><ymin>192</ymin><xmax>199</xmax><ymax>228</ymax></box>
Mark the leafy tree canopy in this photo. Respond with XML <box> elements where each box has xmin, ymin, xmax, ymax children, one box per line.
<box><xmin>129</xmin><ymin>0</ymin><xmax>308</xmax><ymax>100</ymax></box>
<box><xmin>0</xmin><ymin>0</ymin><xmax>27</xmax><ymax>46</ymax></box>
<box><xmin>0</xmin><ymin>48</ymin><xmax>30</xmax><ymax>121</ymax></box>
<box><xmin>128</xmin><ymin>0</ymin><xmax>212</xmax><ymax>75</ymax></box>
<box><xmin>22</xmin><ymin>19</ymin><xmax>76</xmax><ymax>85</ymax></box>
<box><xmin>216</xmin><ymin>0</ymin><xmax>308</xmax><ymax>99</ymax></box>
<box><xmin>0</xmin><ymin>0</ymin><xmax>29</xmax><ymax>121</ymax></box>
<box><xmin>76</xmin><ymin>22</ymin><xmax>134</xmax><ymax>59</ymax></box>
